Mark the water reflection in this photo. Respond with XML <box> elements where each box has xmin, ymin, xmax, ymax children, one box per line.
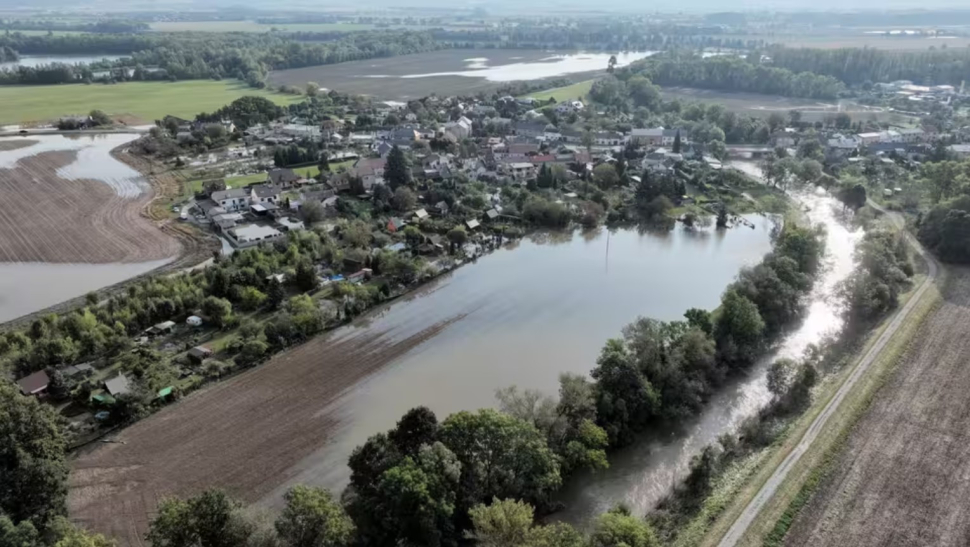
<box><xmin>552</xmin><ymin>185</ymin><xmax>862</xmax><ymax>527</ymax></box>
<box><xmin>259</xmin><ymin>217</ymin><xmax>774</xmax><ymax>506</ymax></box>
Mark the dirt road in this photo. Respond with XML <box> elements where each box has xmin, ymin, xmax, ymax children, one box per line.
<box><xmin>717</xmin><ymin>203</ymin><xmax>939</xmax><ymax>547</ymax></box>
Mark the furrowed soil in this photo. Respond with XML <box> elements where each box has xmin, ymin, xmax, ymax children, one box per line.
<box><xmin>784</xmin><ymin>266</ymin><xmax>970</xmax><ymax>547</ymax></box>
<box><xmin>68</xmin><ymin>317</ymin><xmax>461</xmax><ymax>546</ymax></box>
<box><xmin>0</xmin><ymin>150</ymin><xmax>180</xmax><ymax>263</ymax></box>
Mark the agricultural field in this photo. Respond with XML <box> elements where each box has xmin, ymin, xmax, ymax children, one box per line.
<box><xmin>744</xmin><ymin>32</ymin><xmax>970</xmax><ymax>51</ymax></box>
<box><xmin>68</xmin><ymin>314</ymin><xmax>459</xmax><ymax>545</ymax></box>
<box><xmin>521</xmin><ymin>78</ymin><xmax>596</xmax><ymax>103</ymax></box>
<box><xmin>0</xmin><ymin>81</ymin><xmax>300</xmax><ymax>125</ymax></box>
<box><xmin>148</xmin><ymin>21</ymin><xmax>413</xmax><ymax>33</ymax></box>
<box><xmin>783</xmin><ymin>267</ymin><xmax>970</xmax><ymax>547</ymax></box>
<box><xmin>0</xmin><ymin>135</ymin><xmax>180</xmax><ymax>264</ymax></box>
<box><xmin>659</xmin><ymin>87</ymin><xmax>914</xmax><ymax>125</ymax></box>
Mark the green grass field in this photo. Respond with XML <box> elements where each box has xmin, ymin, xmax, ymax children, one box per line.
<box><xmin>0</xmin><ymin>81</ymin><xmax>301</xmax><ymax>124</ymax></box>
<box><xmin>521</xmin><ymin>79</ymin><xmax>596</xmax><ymax>103</ymax></box>
<box><xmin>149</xmin><ymin>21</ymin><xmax>383</xmax><ymax>33</ymax></box>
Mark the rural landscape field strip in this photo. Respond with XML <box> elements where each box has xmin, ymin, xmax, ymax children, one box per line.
<box><xmin>717</xmin><ymin>205</ymin><xmax>939</xmax><ymax>547</ymax></box>
<box><xmin>783</xmin><ymin>266</ymin><xmax>970</xmax><ymax>546</ymax></box>
<box><xmin>0</xmin><ymin>150</ymin><xmax>180</xmax><ymax>263</ymax></box>
<box><xmin>68</xmin><ymin>315</ymin><xmax>465</xmax><ymax>546</ymax></box>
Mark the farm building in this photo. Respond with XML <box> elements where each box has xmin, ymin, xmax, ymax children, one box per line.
<box><xmin>104</xmin><ymin>374</ymin><xmax>132</xmax><ymax>397</ymax></box>
<box><xmin>17</xmin><ymin>370</ymin><xmax>50</xmax><ymax>396</ymax></box>
<box><xmin>188</xmin><ymin>346</ymin><xmax>213</xmax><ymax>364</ymax></box>
<box><xmin>227</xmin><ymin>224</ymin><xmax>285</xmax><ymax>248</ymax></box>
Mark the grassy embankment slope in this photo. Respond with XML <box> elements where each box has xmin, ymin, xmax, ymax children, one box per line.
<box><xmin>0</xmin><ymin>81</ymin><xmax>301</xmax><ymax>125</ymax></box>
<box><xmin>520</xmin><ymin>79</ymin><xmax>596</xmax><ymax>103</ymax></box>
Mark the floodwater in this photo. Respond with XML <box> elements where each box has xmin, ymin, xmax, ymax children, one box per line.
<box><xmin>260</xmin><ymin>217</ymin><xmax>776</xmax><ymax>506</ymax></box>
<box><xmin>0</xmin><ymin>134</ymin><xmax>150</xmax><ymax>197</ymax></box>
<box><xmin>0</xmin><ymin>54</ymin><xmax>123</xmax><ymax>70</ymax></box>
<box><xmin>0</xmin><ymin>133</ymin><xmax>171</xmax><ymax>323</ymax></box>
<box><xmin>384</xmin><ymin>51</ymin><xmax>654</xmax><ymax>82</ymax></box>
<box><xmin>553</xmin><ymin>174</ymin><xmax>863</xmax><ymax>525</ymax></box>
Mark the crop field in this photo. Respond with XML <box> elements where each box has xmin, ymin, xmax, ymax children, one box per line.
<box><xmin>148</xmin><ymin>21</ymin><xmax>425</xmax><ymax>33</ymax></box>
<box><xmin>68</xmin><ymin>315</ymin><xmax>461</xmax><ymax>546</ymax></box>
<box><xmin>784</xmin><ymin>267</ymin><xmax>970</xmax><ymax>546</ymax></box>
<box><xmin>0</xmin><ymin>138</ymin><xmax>180</xmax><ymax>263</ymax></box>
<box><xmin>0</xmin><ymin>81</ymin><xmax>300</xmax><ymax>125</ymax></box>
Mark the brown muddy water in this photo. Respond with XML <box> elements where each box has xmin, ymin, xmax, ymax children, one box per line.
<box><xmin>0</xmin><ymin>134</ymin><xmax>175</xmax><ymax>323</ymax></box>
<box><xmin>259</xmin><ymin>217</ymin><xmax>778</xmax><ymax>508</ymax></box>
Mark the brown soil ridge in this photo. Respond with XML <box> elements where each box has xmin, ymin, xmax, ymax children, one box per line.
<box><xmin>68</xmin><ymin>315</ymin><xmax>463</xmax><ymax>547</ymax></box>
<box><xmin>784</xmin><ymin>267</ymin><xmax>970</xmax><ymax>547</ymax></box>
<box><xmin>0</xmin><ymin>150</ymin><xmax>181</xmax><ymax>264</ymax></box>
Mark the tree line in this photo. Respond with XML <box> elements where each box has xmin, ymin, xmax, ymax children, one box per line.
<box><xmin>0</xmin><ymin>30</ymin><xmax>443</xmax><ymax>86</ymax></box>
<box><xmin>764</xmin><ymin>45</ymin><xmax>970</xmax><ymax>87</ymax></box>
<box><xmin>622</xmin><ymin>52</ymin><xmax>846</xmax><ymax>100</ymax></box>
<box><xmin>0</xmin><ymin>19</ymin><xmax>149</xmax><ymax>33</ymax></box>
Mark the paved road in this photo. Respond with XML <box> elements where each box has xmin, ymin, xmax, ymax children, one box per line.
<box><xmin>717</xmin><ymin>200</ymin><xmax>940</xmax><ymax>547</ymax></box>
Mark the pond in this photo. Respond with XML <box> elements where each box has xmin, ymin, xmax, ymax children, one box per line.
<box><xmin>259</xmin><ymin>216</ymin><xmax>777</xmax><ymax>506</ymax></box>
<box><xmin>0</xmin><ymin>54</ymin><xmax>124</xmax><ymax>70</ymax></box>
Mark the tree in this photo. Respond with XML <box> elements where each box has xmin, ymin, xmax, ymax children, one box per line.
<box><xmin>301</xmin><ymin>200</ymin><xmax>326</xmax><ymax>224</ymax></box>
<box><xmin>386</xmin><ymin>146</ymin><xmax>411</xmax><ymax>190</ymax></box>
<box><xmin>591</xmin><ymin>339</ymin><xmax>659</xmax><ymax>445</ymax></box>
<box><xmin>305</xmin><ymin>82</ymin><xmax>320</xmax><ymax>97</ymax></box>
<box><xmin>0</xmin><ymin>514</ymin><xmax>40</xmax><ymax>547</ymax></box>
<box><xmin>716</xmin><ymin>205</ymin><xmax>729</xmax><ymax>229</ymax></box>
<box><xmin>465</xmin><ymin>498</ymin><xmax>534</xmax><ymax>547</ymax></box>
<box><xmin>391</xmin><ymin>187</ymin><xmax>417</xmax><ymax>212</ymax></box>
<box><xmin>714</xmin><ymin>289</ymin><xmax>765</xmax><ymax>369</ymax></box>
<box><xmin>294</xmin><ymin>259</ymin><xmax>319</xmax><ymax>293</ymax></box>
<box><xmin>607</xmin><ymin>55</ymin><xmax>617</xmax><ymax>73</ymax></box>
<box><xmin>672</xmin><ymin>130</ymin><xmax>682</xmax><ymax>154</ymax></box>
<box><xmin>439</xmin><ymin>409</ymin><xmax>562</xmax><ymax>510</ymax></box>
<box><xmin>201</xmin><ymin>296</ymin><xmax>233</xmax><ymax>328</ymax></box>
<box><xmin>388</xmin><ymin>406</ymin><xmax>439</xmax><ymax>456</ymax></box>
<box><xmin>590</xmin><ymin>506</ymin><xmax>660</xmax><ymax>547</ymax></box>
<box><xmin>684</xmin><ymin>308</ymin><xmax>713</xmax><ymax>335</ymax></box>
<box><xmin>581</xmin><ymin>131</ymin><xmax>594</xmax><ymax>156</ymax></box>
<box><xmin>54</xmin><ymin>525</ymin><xmax>116</xmax><ymax>547</ymax></box>
<box><xmin>593</xmin><ymin>164</ymin><xmax>619</xmax><ymax>190</ymax></box>
<box><xmin>266</xmin><ymin>277</ymin><xmax>285</xmax><ymax>310</ymax></box>
<box><xmin>147</xmin><ymin>490</ymin><xmax>254</xmax><ymax>547</ymax></box>
<box><xmin>318</xmin><ymin>153</ymin><xmax>330</xmax><ymax>173</ymax></box>
<box><xmin>838</xmin><ymin>183</ymin><xmax>867</xmax><ymax>211</ymax></box>
<box><xmin>275</xmin><ymin>486</ymin><xmax>354</xmax><ymax>547</ymax></box>
<box><xmin>446</xmin><ymin>227</ymin><xmax>467</xmax><ymax>252</ymax></box>
<box><xmin>0</xmin><ymin>383</ymin><xmax>69</xmax><ymax>528</ymax></box>
<box><xmin>239</xmin><ymin>286</ymin><xmax>267</xmax><ymax>311</ymax></box>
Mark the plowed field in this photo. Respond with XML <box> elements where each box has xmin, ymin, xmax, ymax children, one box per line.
<box><xmin>0</xmin><ymin>144</ymin><xmax>179</xmax><ymax>263</ymax></box>
<box><xmin>68</xmin><ymin>317</ymin><xmax>460</xmax><ymax>546</ymax></box>
<box><xmin>784</xmin><ymin>267</ymin><xmax>970</xmax><ymax>546</ymax></box>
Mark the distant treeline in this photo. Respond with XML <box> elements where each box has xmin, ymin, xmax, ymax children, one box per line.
<box><xmin>0</xmin><ymin>19</ymin><xmax>149</xmax><ymax>33</ymax></box>
<box><xmin>623</xmin><ymin>52</ymin><xmax>845</xmax><ymax>100</ymax></box>
<box><xmin>763</xmin><ymin>46</ymin><xmax>970</xmax><ymax>87</ymax></box>
<box><xmin>0</xmin><ymin>31</ymin><xmax>443</xmax><ymax>86</ymax></box>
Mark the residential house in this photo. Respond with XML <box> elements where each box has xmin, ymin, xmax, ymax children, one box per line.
<box><xmin>466</xmin><ymin>219</ymin><xmax>481</xmax><ymax>230</ymax></box>
<box><xmin>279</xmin><ymin>124</ymin><xmax>321</xmax><ymax>140</ymax></box>
<box><xmin>375</xmin><ymin>141</ymin><xmax>394</xmax><ymax>158</ymax></box>
<box><xmin>593</xmin><ymin>131</ymin><xmax>625</xmax><ymax>147</ymax></box>
<box><xmin>555</xmin><ymin>100</ymin><xmax>585</xmax><ymax>114</ymax></box>
<box><xmin>857</xmin><ymin>132</ymin><xmax>883</xmax><ymax>145</ymax></box>
<box><xmin>211</xmin><ymin>188</ymin><xmax>250</xmax><ymax>212</ymax></box>
<box><xmin>504</xmin><ymin>162</ymin><xmax>537</xmax><ymax>181</ymax></box>
<box><xmin>513</xmin><ymin>120</ymin><xmax>548</xmax><ymax>138</ymax></box>
<box><xmin>387</xmin><ymin>217</ymin><xmax>407</xmax><ymax>233</ymax></box>
<box><xmin>227</xmin><ymin>224</ymin><xmax>285</xmax><ymax>248</ymax></box>
<box><xmin>413</xmin><ymin>208</ymin><xmax>429</xmax><ymax>221</ymax></box>
<box><xmin>267</xmin><ymin>168</ymin><xmax>300</xmax><ymax>188</ymax></box>
<box><xmin>949</xmin><ymin>144</ymin><xmax>970</xmax><ymax>158</ymax></box>
<box><xmin>16</xmin><ymin>370</ymin><xmax>49</xmax><ymax>396</ymax></box>
<box><xmin>250</xmin><ymin>184</ymin><xmax>281</xmax><ymax>205</ymax></box>
<box><xmin>770</xmin><ymin>130</ymin><xmax>797</xmax><ymax>148</ymax></box>
<box><xmin>188</xmin><ymin>346</ymin><xmax>213</xmax><ymax>364</ymax></box>
<box><xmin>898</xmin><ymin>128</ymin><xmax>926</xmax><ymax>143</ymax></box>
<box><xmin>386</xmin><ymin>126</ymin><xmax>420</xmax><ymax>148</ymax></box>
<box><xmin>443</xmin><ymin>116</ymin><xmax>473</xmax><ymax>140</ymax></box>
<box><xmin>628</xmin><ymin>127</ymin><xmax>665</xmax><ymax>147</ymax></box>
<box><xmin>662</xmin><ymin>129</ymin><xmax>689</xmax><ymax>147</ymax></box>
<box><xmin>351</xmin><ymin>157</ymin><xmax>387</xmax><ymax>189</ymax></box>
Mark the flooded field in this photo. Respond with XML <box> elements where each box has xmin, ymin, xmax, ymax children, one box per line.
<box><xmin>70</xmin><ymin>219</ymin><xmax>775</xmax><ymax>545</ymax></box>
<box><xmin>0</xmin><ymin>54</ymin><xmax>124</xmax><ymax>70</ymax></box>
<box><xmin>269</xmin><ymin>49</ymin><xmax>650</xmax><ymax>100</ymax></box>
<box><xmin>0</xmin><ymin>134</ymin><xmax>179</xmax><ymax>322</ymax></box>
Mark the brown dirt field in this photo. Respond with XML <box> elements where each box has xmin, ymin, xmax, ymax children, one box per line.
<box><xmin>785</xmin><ymin>267</ymin><xmax>970</xmax><ymax>547</ymax></box>
<box><xmin>0</xmin><ymin>150</ymin><xmax>181</xmax><ymax>263</ymax></box>
<box><xmin>68</xmin><ymin>317</ymin><xmax>460</xmax><ymax>546</ymax></box>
